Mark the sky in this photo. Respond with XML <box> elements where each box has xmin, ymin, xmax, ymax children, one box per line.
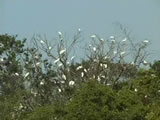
<box><xmin>0</xmin><ymin>0</ymin><xmax>160</xmax><ymax>60</ymax></box>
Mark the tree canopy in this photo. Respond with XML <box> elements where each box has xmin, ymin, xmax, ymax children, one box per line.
<box><xmin>0</xmin><ymin>33</ymin><xmax>159</xmax><ymax>120</ymax></box>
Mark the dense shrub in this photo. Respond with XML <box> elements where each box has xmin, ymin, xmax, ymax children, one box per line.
<box><xmin>24</xmin><ymin>103</ymin><xmax>66</xmax><ymax>120</ymax></box>
<box><xmin>64</xmin><ymin>80</ymin><xmax>147</xmax><ymax>120</ymax></box>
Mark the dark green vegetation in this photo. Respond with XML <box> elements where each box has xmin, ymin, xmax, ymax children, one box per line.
<box><xmin>0</xmin><ymin>34</ymin><xmax>160</xmax><ymax>120</ymax></box>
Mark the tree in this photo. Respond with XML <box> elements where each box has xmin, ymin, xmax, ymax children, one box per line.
<box><xmin>24</xmin><ymin>103</ymin><xmax>65</xmax><ymax>120</ymax></box>
<box><xmin>0</xmin><ymin>29</ymin><xmax>152</xmax><ymax>119</ymax></box>
<box><xmin>64</xmin><ymin>80</ymin><xmax>117</xmax><ymax>120</ymax></box>
<box><xmin>0</xmin><ymin>34</ymin><xmax>25</xmax><ymax>95</ymax></box>
<box><xmin>131</xmin><ymin>69</ymin><xmax>160</xmax><ymax>120</ymax></box>
<box><xmin>150</xmin><ymin>60</ymin><xmax>160</xmax><ymax>76</ymax></box>
<box><xmin>64</xmin><ymin>80</ymin><xmax>147</xmax><ymax>120</ymax></box>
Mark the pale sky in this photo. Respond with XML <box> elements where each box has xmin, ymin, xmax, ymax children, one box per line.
<box><xmin>0</xmin><ymin>0</ymin><xmax>160</xmax><ymax>60</ymax></box>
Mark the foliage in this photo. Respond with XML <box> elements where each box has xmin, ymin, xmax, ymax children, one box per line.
<box><xmin>24</xmin><ymin>103</ymin><xmax>66</xmax><ymax>120</ymax></box>
<box><xmin>150</xmin><ymin>60</ymin><xmax>160</xmax><ymax>76</ymax></box>
<box><xmin>132</xmin><ymin>69</ymin><xmax>160</xmax><ymax>104</ymax></box>
<box><xmin>0</xmin><ymin>90</ymin><xmax>32</xmax><ymax>120</ymax></box>
<box><xmin>0</xmin><ymin>34</ymin><xmax>25</xmax><ymax>95</ymax></box>
<box><xmin>145</xmin><ymin>103</ymin><xmax>160</xmax><ymax>120</ymax></box>
<box><xmin>65</xmin><ymin>80</ymin><xmax>117</xmax><ymax>120</ymax></box>
<box><xmin>65</xmin><ymin>80</ymin><xmax>147</xmax><ymax>120</ymax></box>
<box><xmin>115</xmin><ymin>87</ymin><xmax>147</xmax><ymax>120</ymax></box>
<box><xmin>131</xmin><ymin>69</ymin><xmax>160</xmax><ymax>120</ymax></box>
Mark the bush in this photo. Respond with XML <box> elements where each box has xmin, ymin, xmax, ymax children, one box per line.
<box><xmin>24</xmin><ymin>103</ymin><xmax>66</xmax><ymax>120</ymax></box>
<box><xmin>64</xmin><ymin>80</ymin><xmax>147</xmax><ymax>120</ymax></box>
<box><xmin>64</xmin><ymin>80</ymin><xmax>117</xmax><ymax>120</ymax></box>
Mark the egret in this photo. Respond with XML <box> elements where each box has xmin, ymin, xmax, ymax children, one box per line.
<box><xmin>90</xmin><ymin>34</ymin><xmax>96</xmax><ymax>38</ymax></box>
<box><xmin>69</xmin><ymin>81</ymin><xmax>75</xmax><ymax>86</ymax></box>
<box><xmin>59</xmin><ymin>48</ymin><xmax>66</xmax><ymax>55</ymax></box>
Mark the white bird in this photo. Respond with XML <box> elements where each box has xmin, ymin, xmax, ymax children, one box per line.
<box><xmin>107</xmin><ymin>83</ymin><xmax>111</xmax><ymax>86</ymax></box>
<box><xmin>93</xmin><ymin>47</ymin><xmax>96</xmax><ymax>52</ymax></box>
<box><xmin>0</xmin><ymin>58</ymin><xmax>4</xmax><ymax>62</ymax></box>
<box><xmin>24</xmin><ymin>72</ymin><xmax>29</xmax><ymax>78</ymax></box>
<box><xmin>58</xmin><ymin>88</ymin><xmax>62</xmax><ymax>92</ymax></box>
<box><xmin>78</xmin><ymin>28</ymin><xmax>81</xmax><ymax>32</ymax></box>
<box><xmin>61</xmin><ymin>81</ymin><xmax>65</xmax><ymax>84</ymax></box>
<box><xmin>97</xmin><ymin>76</ymin><xmax>101</xmax><ymax>82</ymax></box>
<box><xmin>35</xmin><ymin>55</ymin><xmax>39</xmax><ymax>59</ymax></box>
<box><xmin>120</xmin><ymin>51</ymin><xmax>125</xmax><ymax>56</ymax></box>
<box><xmin>143</xmin><ymin>60</ymin><xmax>148</xmax><ymax>65</ymax></box>
<box><xmin>81</xmin><ymin>72</ymin><xmax>84</xmax><ymax>78</ymax></box>
<box><xmin>89</xmin><ymin>44</ymin><xmax>92</xmax><ymax>47</ymax></box>
<box><xmin>101</xmin><ymin>75</ymin><xmax>105</xmax><ymax>78</ymax></box>
<box><xmin>62</xmin><ymin>74</ymin><xmax>66</xmax><ymax>80</ymax></box>
<box><xmin>40</xmin><ymin>81</ymin><xmax>44</xmax><ymax>85</ymax></box>
<box><xmin>0</xmin><ymin>43</ymin><xmax>4</xmax><ymax>47</ymax></box>
<box><xmin>134</xmin><ymin>88</ymin><xmax>138</xmax><ymax>92</ymax></box>
<box><xmin>58</xmin><ymin>63</ymin><xmax>63</xmax><ymax>67</ymax></box>
<box><xmin>90</xmin><ymin>35</ymin><xmax>96</xmax><ymax>38</ymax></box>
<box><xmin>122</xmin><ymin>38</ymin><xmax>127</xmax><ymax>42</ymax></box>
<box><xmin>103</xmin><ymin>64</ymin><xmax>107</xmax><ymax>68</ymax></box>
<box><xmin>70</xmin><ymin>56</ymin><xmax>75</xmax><ymax>61</ymax></box>
<box><xmin>0</xmin><ymin>43</ymin><xmax>4</xmax><ymax>48</ymax></box>
<box><xmin>54</xmin><ymin>58</ymin><xmax>60</xmax><ymax>64</ymax></box>
<box><xmin>40</xmin><ymin>40</ymin><xmax>45</xmax><ymax>44</ymax></box>
<box><xmin>143</xmin><ymin>40</ymin><xmax>149</xmax><ymax>43</ymax></box>
<box><xmin>104</xmin><ymin>56</ymin><xmax>108</xmax><ymax>59</ymax></box>
<box><xmin>76</xmin><ymin>65</ymin><xmax>83</xmax><ymax>70</ymax></box>
<box><xmin>69</xmin><ymin>81</ymin><xmax>75</xmax><ymax>86</ymax></box>
<box><xmin>84</xmin><ymin>68</ymin><xmax>87</xmax><ymax>73</ymax></box>
<box><xmin>110</xmin><ymin>36</ymin><xmax>115</xmax><ymax>39</ymax></box>
<box><xmin>60</xmin><ymin>48</ymin><xmax>66</xmax><ymax>55</ymax></box>
<box><xmin>48</xmin><ymin>46</ymin><xmax>52</xmax><ymax>50</ymax></box>
<box><xmin>19</xmin><ymin>103</ymin><xmax>23</xmax><ymax>110</ymax></box>
<box><xmin>100</xmin><ymin>38</ymin><xmax>104</xmax><ymax>41</ymax></box>
<box><xmin>15</xmin><ymin>73</ymin><xmax>19</xmax><ymax>76</ymax></box>
<box><xmin>131</xmin><ymin>62</ymin><xmax>135</xmax><ymax>65</ymax></box>
<box><xmin>93</xmin><ymin>59</ymin><xmax>98</xmax><ymax>62</ymax></box>
<box><xmin>36</xmin><ymin>62</ymin><xmax>40</xmax><ymax>66</ymax></box>
<box><xmin>113</xmin><ymin>51</ymin><xmax>117</xmax><ymax>54</ymax></box>
<box><xmin>58</xmin><ymin>31</ymin><xmax>62</xmax><ymax>36</ymax></box>
<box><xmin>93</xmin><ymin>75</ymin><xmax>95</xmax><ymax>79</ymax></box>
